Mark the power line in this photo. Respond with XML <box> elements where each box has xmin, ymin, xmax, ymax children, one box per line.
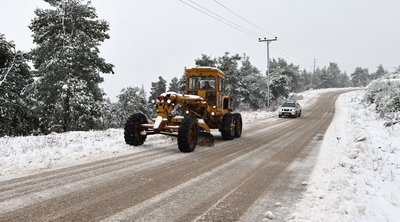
<box><xmin>179</xmin><ymin>0</ymin><xmax>314</xmax><ymax>70</ymax></box>
<box><xmin>212</xmin><ymin>0</ymin><xmax>312</xmax><ymax>65</ymax></box>
<box><xmin>178</xmin><ymin>0</ymin><xmax>258</xmax><ymax>38</ymax></box>
<box><xmin>274</xmin><ymin>45</ymin><xmax>313</xmax><ymax>66</ymax></box>
<box><xmin>213</xmin><ymin>0</ymin><xmax>275</xmax><ymax>37</ymax></box>
<box><xmin>277</xmin><ymin>41</ymin><xmax>312</xmax><ymax>63</ymax></box>
<box><xmin>187</xmin><ymin>0</ymin><xmax>260</xmax><ymax>37</ymax></box>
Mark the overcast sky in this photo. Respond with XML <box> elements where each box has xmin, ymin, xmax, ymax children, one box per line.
<box><xmin>1</xmin><ymin>0</ymin><xmax>399</xmax><ymax>101</ymax></box>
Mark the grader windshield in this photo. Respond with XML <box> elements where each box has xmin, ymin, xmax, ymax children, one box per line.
<box><xmin>189</xmin><ymin>77</ymin><xmax>216</xmax><ymax>90</ymax></box>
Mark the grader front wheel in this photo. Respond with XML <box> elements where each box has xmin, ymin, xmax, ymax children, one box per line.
<box><xmin>233</xmin><ymin>113</ymin><xmax>242</xmax><ymax>138</ymax></box>
<box><xmin>124</xmin><ymin>113</ymin><xmax>148</xmax><ymax>146</ymax></box>
<box><xmin>221</xmin><ymin>113</ymin><xmax>235</xmax><ymax>140</ymax></box>
<box><xmin>178</xmin><ymin>116</ymin><xmax>199</xmax><ymax>153</ymax></box>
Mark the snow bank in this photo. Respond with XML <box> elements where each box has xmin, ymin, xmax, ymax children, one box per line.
<box><xmin>0</xmin><ymin>129</ymin><xmax>174</xmax><ymax>179</ymax></box>
<box><xmin>289</xmin><ymin>90</ymin><xmax>400</xmax><ymax>221</ymax></box>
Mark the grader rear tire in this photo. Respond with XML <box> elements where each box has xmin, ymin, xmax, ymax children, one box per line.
<box><xmin>221</xmin><ymin>113</ymin><xmax>235</xmax><ymax>140</ymax></box>
<box><xmin>233</xmin><ymin>113</ymin><xmax>242</xmax><ymax>138</ymax></box>
<box><xmin>178</xmin><ymin>116</ymin><xmax>199</xmax><ymax>153</ymax></box>
<box><xmin>124</xmin><ymin>113</ymin><xmax>148</xmax><ymax>146</ymax></box>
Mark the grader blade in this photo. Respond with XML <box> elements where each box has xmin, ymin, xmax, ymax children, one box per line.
<box><xmin>198</xmin><ymin>132</ymin><xmax>214</xmax><ymax>147</ymax></box>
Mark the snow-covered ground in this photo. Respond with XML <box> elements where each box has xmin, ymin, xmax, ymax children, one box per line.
<box><xmin>0</xmin><ymin>130</ymin><xmax>177</xmax><ymax>180</ymax></box>
<box><xmin>289</xmin><ymin>90</ymin><xmax>400</xmax><ymax>221</ymax></box>
<box><xmin>3</xmin><ymin>87</ymin><xmax>399</xmax><ymax>222</ymax></box>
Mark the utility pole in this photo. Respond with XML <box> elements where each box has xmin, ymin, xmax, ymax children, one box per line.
<box><xmin>259</xmin><ymin>36</ymin><xmax>277</xmax><ymax>107</ymax></box>
<box><xmin>313</xmin><ymin>58</ymin><xmax>316</xmax><ymax>88</ymax></box>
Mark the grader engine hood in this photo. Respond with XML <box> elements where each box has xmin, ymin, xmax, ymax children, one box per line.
<box><xmin>154</xmin><ymin>92</ymin><xmax>208</xmax><ymax>119</ymax></box>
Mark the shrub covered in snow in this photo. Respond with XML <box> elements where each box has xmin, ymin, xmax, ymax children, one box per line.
<box><xmin>364</xmin><ymin>73</ymin><xmax>400</xmax><ymax>122</ymax></box>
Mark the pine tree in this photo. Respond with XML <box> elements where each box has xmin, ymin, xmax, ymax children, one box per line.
<box><xmin>268</xmin><ymin>58</ymin><xmax>293</xmax><ymax>100</ymax></box>
<box><xmin>298</xmin><ymin>69</ymin><xmax>312</xmax><ymax>91</ymax></box>
<box><xmin>338</xmin><ymin>72</ymin><xmax>351</xmax><ymax>87</ymax></box>
<box><xmin>238</xmin><ymin>55</ymin><xmax>266</xmax><ymax>110</ymax></box>
<box><xmin>300</xmin><ymin>69</ymin><xmax>313</xmax><ymax>90</ymax></box>
<box><xmin>114</xmin><ymin>87</ymin><xmax>148</xmax><ymax>127</ymax></box>
<box><xmin>371</xmin><ymin>64</ymin><xmax>387</xmax><ymax>80</ymax></box>
<box><xmin>0</xmin><ymin>34</ymin><xmax>38</xmax><ymax>136</ymax></box>
<box><xmin>315</xmin><ymin>63</ymin><xmax>342</xmax><ymax>88</ymax></box>
<box><xmin>29</xmin><ymin>0</ymin><xmax>114</xmax><ymax>133</ymax></box>
<box><xmin>178</xmin><ymin>73</ymin><xmax>186</xmax><ymax>93</ymax></box>
<box><xmin>195</xmin><ymin>54</ymin><xmax>217</xmax><ymax>67</ymax></box>
<box><xmin>326</xmin><ymin>62</ymin><xmax>341</xmax><ymax>87</ymax></box>
<box><xmin>138</xmin><ymin>85</ymin><xmax>151</xmax><ymax>118</ymax></box>
<box><xmin>99</xmin><ymin>98</ymin><xmax>117</xmax><ymax>129</ymax></box>
<box><xmin>168</xmin><ymin>77</ymin><xmax>179</xmax><ymax>93</ymax></box>
<box><xmin>351</xmin><ymin>67</ymin><xmax>370</xmax><ymax>87</ymax></box>
<box><xmin>217</xmin><ymin>52</ymin><xmax>242</xmax><ymax>108</ymax></box>
<box><xmin>149</xmin><ymin>76</ymin><xmax>166</xmax><ymax>100</ymax></box>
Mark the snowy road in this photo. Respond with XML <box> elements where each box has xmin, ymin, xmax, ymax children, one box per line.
<box><xmin>0</xmin><ymin>90</ymin><xmax>351</xmax><ymax>221</ymax></box>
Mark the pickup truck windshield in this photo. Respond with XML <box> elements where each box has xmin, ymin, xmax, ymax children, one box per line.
<box><xmin>282</xmin><ymin>102</ymin><xmax>295</xmax><ymax>107</ymax></box>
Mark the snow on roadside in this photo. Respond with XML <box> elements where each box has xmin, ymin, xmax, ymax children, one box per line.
<box><xmin>0</xmin><ymin>130</ymin><xmax>174</xmax><ymax>179</ymax></box>
<box><xmin>289</xmin><ymin>90</ymin><xmax>400</xmax><ymax>221</ymax></box>
<box><xmin>0</xmin><ymin>88</ymin><xmax>348</xmax><ymax>179</ymax></box>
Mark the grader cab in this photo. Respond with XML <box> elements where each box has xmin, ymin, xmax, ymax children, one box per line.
<box><xmin>124</xmin><ymin>67</ymin><xmax>242</xmax><ymax>152</ymax></box>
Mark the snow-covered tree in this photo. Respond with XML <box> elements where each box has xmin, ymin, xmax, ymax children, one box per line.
<box><xmin>239</xmin><ymin>55</ymin><xmax>267</xmax><ymax>109</ymax></box>
<box><xmin>168</xmin><ymin>77</ymin><xmax>179</xmax><ymax>93</ymax></box>
<box><xmin>351</xmin><ymin>67</ymin><xmax>370</xmax><ymax>87</ymax></box>
<box><xmin>113</xmin><ymin>86</ymin><xmax>150</xmax><ymax>127</ymax></box>
<box><xmin>178</xmin><ymin>74</ymin><xmax>186</xmax><ymax>93</ymax></box>
<box><xmin>326</xmin><ymin>62</ymin><xmax>341</xmax><ymax>87</ymax></box>
<box><xmin>337</xmin><ymin>72</ymin><xmax>352</xmax><ymax>87</ymax></box>
<box><xmin>29</xmin><ymin>0</ymin><xmax>114</xmax><ymax>133</ymax></box>
<box><xmin>371</xmin><ymin>64</ymin><xmax>387</xmax><ymax>80</ymax></box>
<box><xmin>149</xmin><ymin>76</ymin><xmax>167</xmax><ymax>100</ymax></box>
<box><xmin>395</xmin><ymin>66</ymin><xmax>400</xmax><ymax>75</ymax></box>
<box><xmin>217</xmin><ymin>52</ymin><xmax>242</xmax><ymax>108</ymax></box>
<box><xmin>268</xmin><ymin>58</ymin><xmax>297</xmax><ymax>100</ymax></box>
<box><xmin>99</xmin><ymin>98</ymin><xmax>118</xmax><ymax>129</ymax></box>
<box><xmin>138</xmin><ymin>85</ymin><xmax>152</xmax><ymax>117</ymax></box>
<box><xmin>0</xmin><ymin>34</ymin><xmax>38</xmax><ymax>136</ymax></box>
<box><xmin>315</xmin><ymin>62</ymin><xmax>341</xmax><ymax>88</ymax></box>
<box><xmin>298</xmin><ymin>70</ymin><xmax>310</xmax><ymax>90</ymax></box>
<box><xmin>100</xmin><ymin>85</ymin><xmax>151</xmax><ymax>129</ymax></box>
<box><xmin>195</xmin><ymin>54</ymin><xmax>217</xmax><ymax>67</ymax></box>
<box><xmin>311</xmin><ymin>62</ymin><xmax>351</xmax><ymax>88</ymax></box>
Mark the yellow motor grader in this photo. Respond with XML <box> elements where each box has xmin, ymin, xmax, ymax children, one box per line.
<box><xmin>124</xmin><ymin>67</ymin><xmax>242</xmax><ymax>152</ymax></box>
